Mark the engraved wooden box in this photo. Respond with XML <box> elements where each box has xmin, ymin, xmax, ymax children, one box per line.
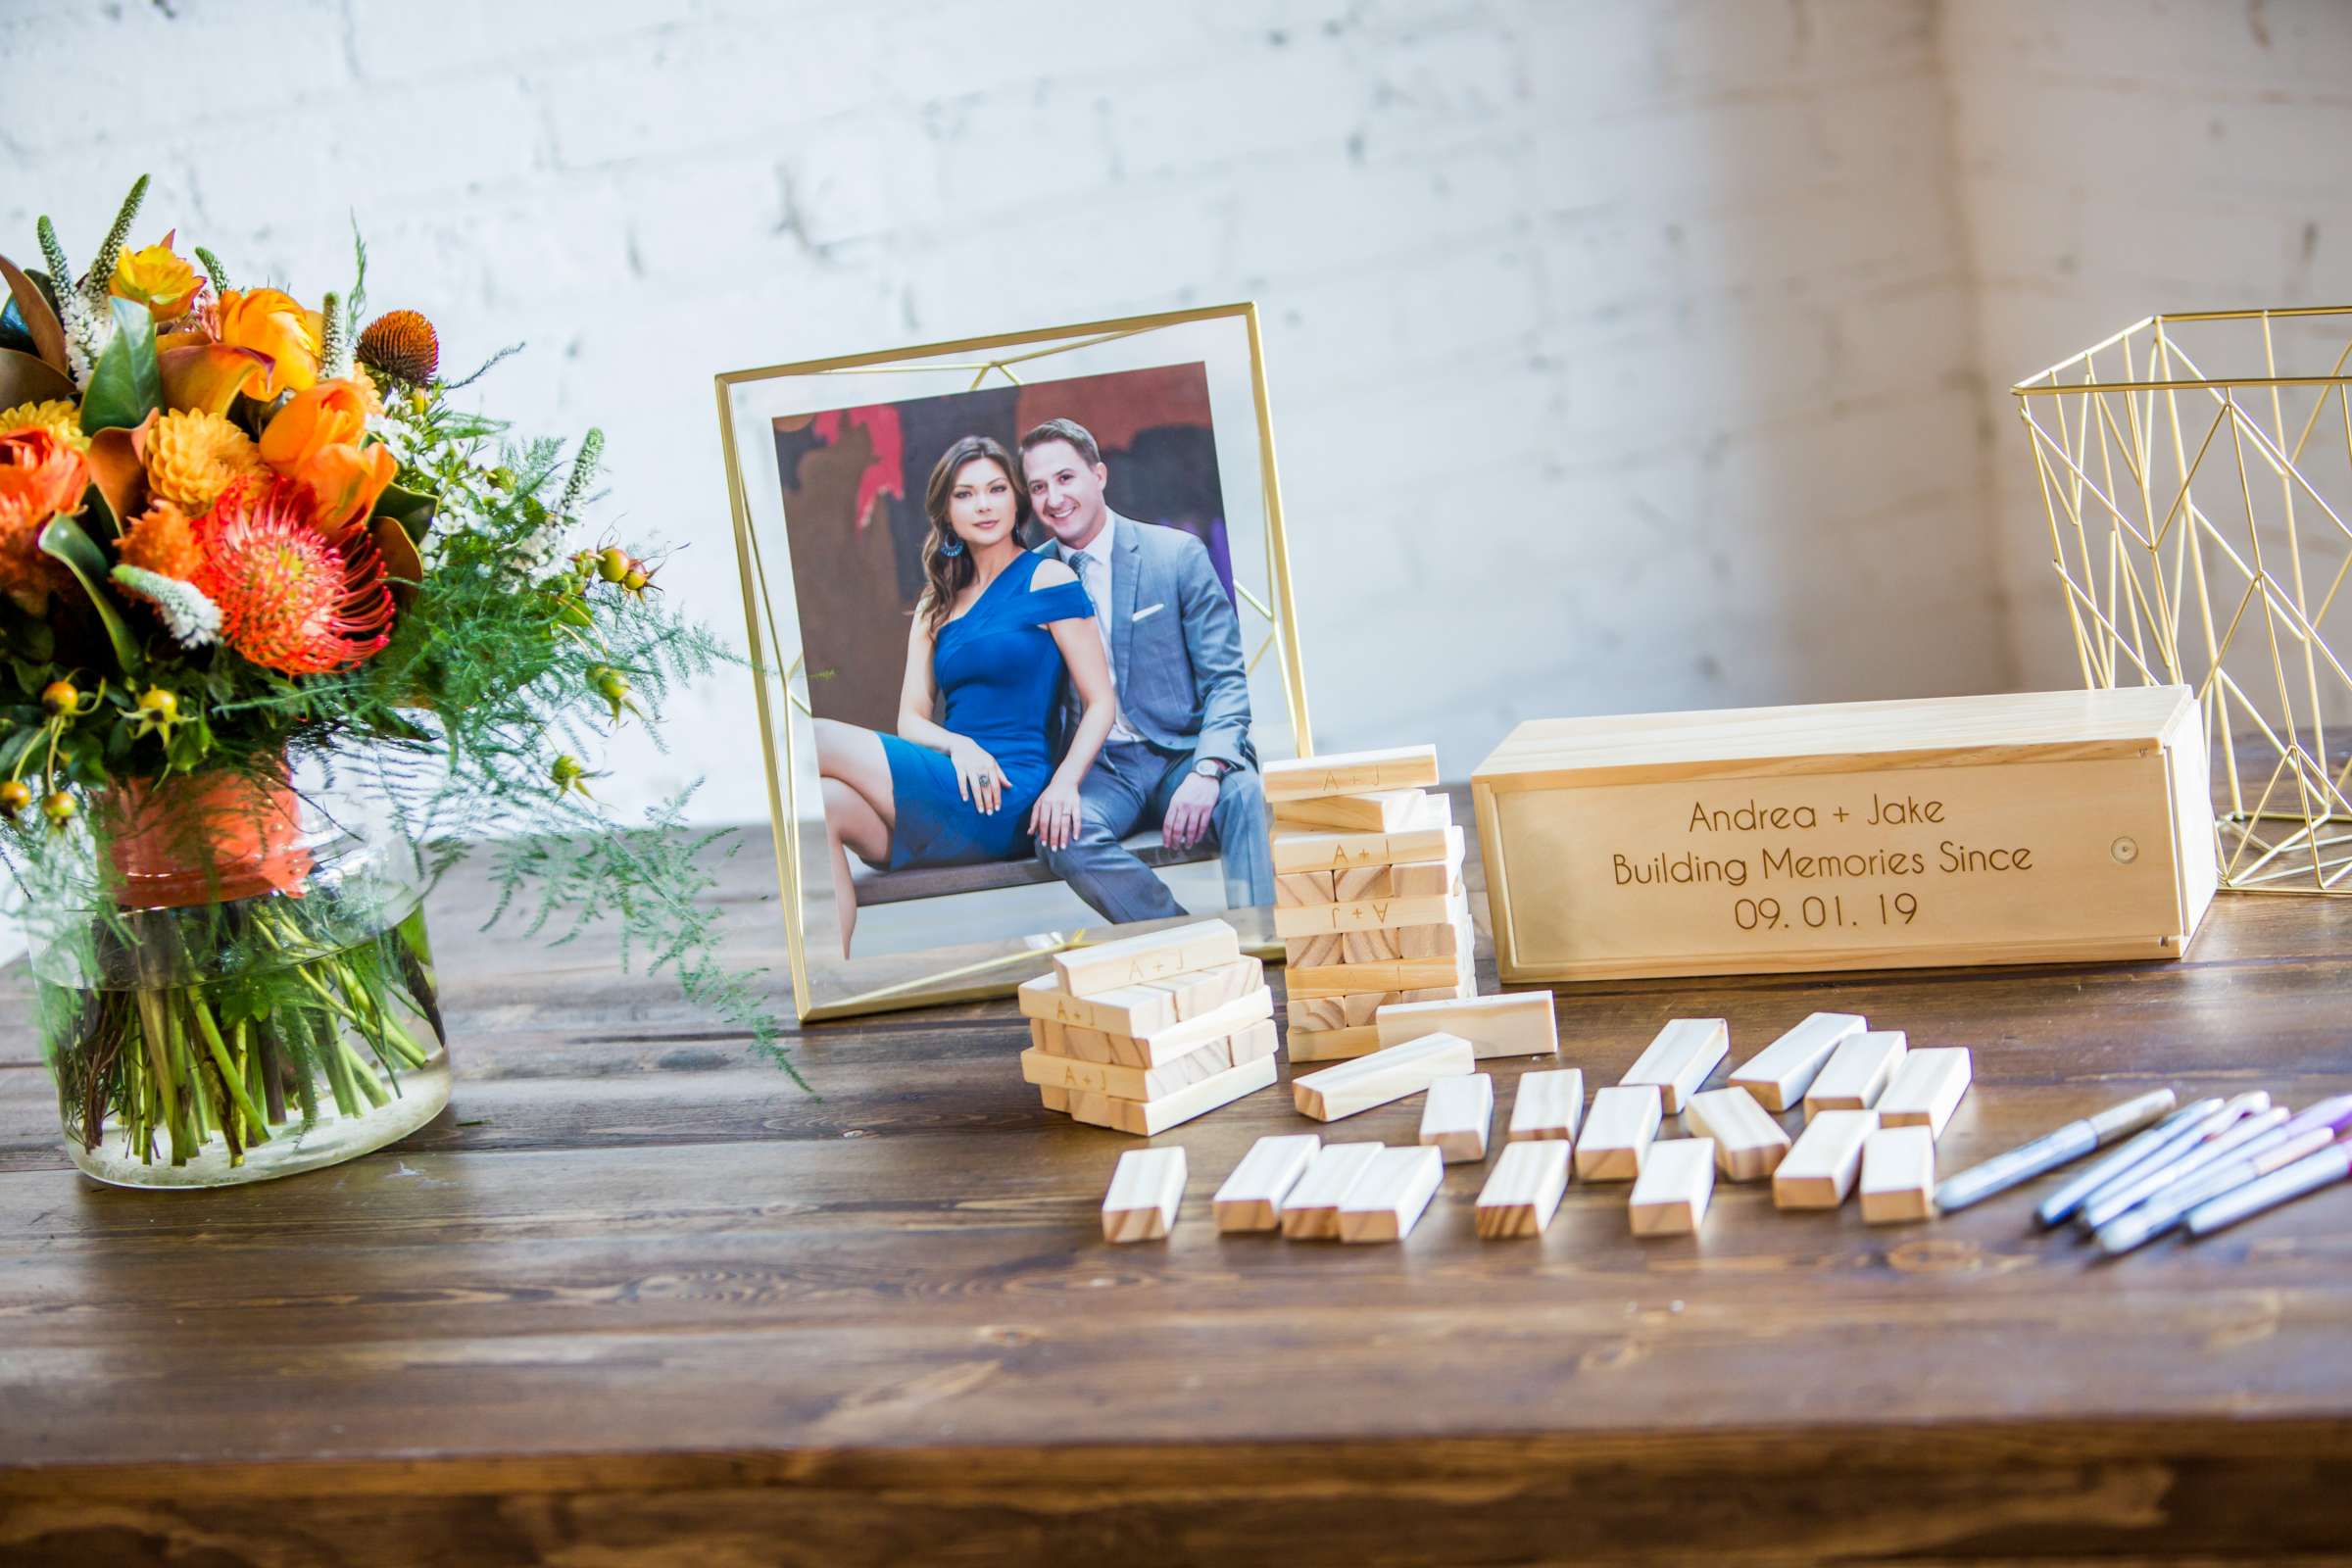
<box><xmin>1471</xmin><ymin>687</ymin><xmax>2217</xmax><ymax>984</ymax></box>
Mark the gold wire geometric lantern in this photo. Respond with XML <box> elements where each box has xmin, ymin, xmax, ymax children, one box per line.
<box><xmin>2015</xmin><ymin>308</ymin><xmax>2352</xmax><ymax>893</ymax></box>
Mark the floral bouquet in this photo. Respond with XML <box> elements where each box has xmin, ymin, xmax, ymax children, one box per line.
<box><xmin>2</xmin><ymin>176</ymin><xmax>785</xmax><ymax>1188</ymax></box>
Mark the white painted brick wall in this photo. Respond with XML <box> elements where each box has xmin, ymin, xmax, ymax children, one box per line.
<box><xmin>3</xmin><ymin>0</ymin><xmax>2325</xmax><ymax>861</ymax></box>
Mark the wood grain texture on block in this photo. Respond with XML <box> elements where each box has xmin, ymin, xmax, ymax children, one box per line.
<box><xmin>1021</xmin><ymin>1038</ymin><xmax>1231</xmax><ymax>1102</ymax></box>
<box><xmin>1275</xmin><ymin>871</ymin><xmax>1335</xmax><ymax>908</ymax></box>
<box><xmin>1730</xmin><ymin>1012</ymin><xmax>1867</xmax><ymax>1111</ymax></box>
<box><xmin>1274</xmin><ymin>892</ymin><xmax>1461</xmax><ymax>939</ymax></box>
<box><xmin>1263</xmin><ymin>745</ymin><xmax>1441</xmax><ymax>802</ymax></box>
<box><xmin>1292</xmin><ymin>1033</ymin><xmax>1476</xmax><ymax>1122</ymax></box>
<box><xmin>1342</xmin><ymin>927</ymin><xmax>1404</xmax><ymax>962</ymax></box>
<box><xmin>1039</xmin><ymin>1084</ymin><xmax>1069</xmax><ymax>1112</ymax></box>
<box><xmin>1773</xmin><ymin>1109</ymin><xmax>1880</xmax><ymax>1209</ymax></box>
<box><xmin>1284</xmin><ymin>933</ymin><xmax>1344</xmax><ymax>969</ymax></box>
<box><xmin>1271</xmin><ymin>788</ymin><xmax>1427</xmax><ymax>834</ymax></box>
<box><xmin>1506</xmin><ymin>1067</ymin><xmax>1585</xmax><ymax>1144</ymax></box>
<box><xmin>1576</xmin><ymin>1085</ymin><xmax>1663</xmax><ymax>1181</ymax></box>
<box><xmin>1334</xmin><ymin>863</ymin><xmax>1393</xmax><ymax>903</ymax></box>
<box><xmin>1284</xmin><ymin>1023</ymin><xmax>1382</xmax><ymax>1063</ymax></box>
<box><xmin>1269</xmin><ymin>815</ymin><xmax>1457</xmax><ymax>875</ymax></box>
<box><xmin>1065</xmin><ymin>1053</ymin><xmax>1279</xmax><ymax>1137</ymax></box>
<box><xmin>1803</xmin><ymin>1030</ymin><xmax>1908</xmax><ymax>1120</ymax></box>
<box><xmin>1286</xmin><ymin>956</ymin><xmax>1466</xmax><ymax>998</ymax></box>
<box><xmin>1860</xmin><ymin>1124</ymin><xmax>1936</xmax><ymax>1225</ymax></box>
<box><xmin>1397</xmin><ymin>907</ymin><xmax>1472</xmax><ymax>959</ymax></box>
<box><xmin>1338</xmin><ymin>1145</ymin><xmax>1446</xmax><ymax>1243</ymax></box>
<box><xmin>1227</xmin><ymin>1017</ymin><xmax>1280</xmax><ymax>1069</ymax></box>
<box><xmin>1278</xmin><ymin>1141</ymin><xmax>1385</xmax><ymax>1239</ymax></box>
<box><xmin>1876</xmin><ymin>1047</ymin><xmax>1973</xmax><ymax>1138</ymax></box>
<box><xmin>1054</xmin><ymin>920</ymin><xmax>1242</xmax><ymax>998</ymax></box>
<box><xmin>1629</xmin><ymin>1137</ymin><xmax>1716</xmax><ymax>1236</ymax></box>
<box><xmin>1016</xmin><ymin>972</ymin><xmax>1178</xmax><ymax>1038</ymax></box>
<box><xmin>1390</xmin><ymin>858</ymin><xmax>1459</xmax><ymax>898</ymax></box>
<box><xmin>1397</xmin><ymin>977</ymin><xmax>1477</xmax><ymax>1004</ymax></box>
<box><xmin>1056</xmin><ymin>1025</ymin><xmax>1115</xmax><ymax>1064</ymax></box>
<box><xmin>1418</xmin><ymin>1073</ymin><xmax>1494</xmax><ymax>1163</ymax></box>
<box><xmin>1212</xmin><ymin>1133</ymin><xmax>1322</xmax><ymax>1233</ymax></box>
<box><xmin>1377</xmin><ymin>990</ymin><xmax>1558</xmax><ymax>1061</ymax></box>
<box><xmin>1140</xmin><ymin>956</ymin><xmax>1262</xmax><ymax>1020</ymax></box>
<box><xmin>1288</xmin><ymin>995</ymin><xmax>1346</xmax><ymax>1032</ymax></box>
<box><xmin>1620</xmin><ymin>1017</ymin><xmax>1729</xmax><ymax>1113</ymax></box>
<box><xmin>1682</xmin><ymin>1087</ymin><xmax>1792</xmax><ymax>1181</ymax></box>
<box><xmin>1102</xmin><ymin>1147</ymin><xmax>1187</xmax><ymax>1243</ymax></box>
<box><xmin>1475</xmin><ymin>1139</ymin><xmax>1572</xmax><ymax>1238</ymax></box>
<box><xmin>1109</xmin><ymin>988</ymin><xmax>1275</xmax><ymax>1068</ymax></box>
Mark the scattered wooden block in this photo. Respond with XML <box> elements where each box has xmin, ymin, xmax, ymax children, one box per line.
<box><xmin>1876</xmin><ymin>1047</ymin><xmax>1973</xmax><ymax>1138</ymax></box>
<box><xmin>1102</xmin><ymin>1147</ymin><xmax>1187</xmax><ymax>1243</ymax></box>
<box><xmin>1263</xmin><ymin>745</ymin><xmax>1441</xmax><ymax>802</ymax></box>
<box><xmin>1022</xmin><ymin>1037</ymin><xmax>1233</xmax><ymax>1102</ymax></box>
<box><xmin>1730</xmin><ymin>1011</ymin><xmax>1867</xmax><ymax>1111</ymax></box>
<box><xmin>1860</xmin><ymin>1124</ymin><xmax>1936</xmax><ymax>1225</ymax></box>
<box><xmin>1576</xmin><ymin>1084</ymin><xmax>1662</xmax><ymax>1181</ymax></box>
<box><xmin>1338</xmin><ymin>1145</ymin><xmax>1446</xmax><ymax>1243</ymax></box>
<box><xmin>1279</xmin><ymin>1141</ymin><xmax>1385</xmax><ymax>1239</ymax></box>
<box><xmin>1275</xmin><ymin>871</ymin><xmax>1335</xmax><ymax>908</ymax></box>
<box><xmin>1271</xmin><ymin>788</ymin><xmax>1428</xmax><ymax>834</ymax></box>
<box><xmin>1287</xmin><ymin>956</ymin><xmax>1465</xmax><ymax>998</ymax></box>
<box><xmin>1629</xmin><ymin>1137</ymin><xmax>1716</xmax><ymax>1236</ymax></box>
<box><xmin>1054</xmin><ymin>919</ymin><xmax>1242</xmax><ymax>998</ymax></box>
<box><xmin>1274</xmin><ymin>892</ymin><xmax>1461</xmax><ymax>940</ymax></box>
<box><xmin>1682</xmin><ymin>1087</ymin><xmax>1791</xmax><ymax>1181</ymax></box>
<box><xmin>1017</xmin><ymin>972</ymin><xmax>1178</xmax><ymax>1038</ymax></box>
<box><xmin>1213</xmin><ymin>1133</ymin><xmax>1322</xmax><ymax>1232</ymax></box>
<box><xmin>1620</xmin><ymin>1017</ymin><xmax>1729</xmax><ymax>1113</ymax></box>
<box><xmin>1376</xmin><ymin>991</ymin><xmax>1557</xmax><ymax>1061</ymax></box>
<box><xmin>1065</xmin><ymin>1052</ymin><xmax>1280</xmax><ymax>1136</ymax></box>
<box><xmin>1285</xmin><ymin>933</ymin><xmax>1345</xmax><ymax>969</ymax></box>
<box><xmin>1334</xmin><ymin>863</ymin><xmax>1393</xmax><ymax>902</ymax></box>
<box><xmin>1285</xmin><ymin>1023</ymin><xmax>1382</xmax><ymax>1063</ymax></box>
<box><xmin>1475</xmin><ymin>1140</ymin><xmax>1571</xmax><ymax>1238</ymax></box>
<box><xmin>1292</xmin><ymin>1032</ymin><xmax>1477</xmax><ymax>1121</ymax></box>
<box><xmin>1803</xmin><ymin>1029</ymin><xmax>1908</xmax><ymax>1120</ymax></box>
<box><xmin>1342</xmin><ymin>927</ymin><xmax>1405</xmax><ymax>962</ymax></box>
<box><xmin>1418</xmin><ymin>1073</ymin><xmax>1494</xmax><ymax>1163</ymax></box>
<box><xmin>1109</xmin><ymin>988</ymin><xmax>1276</xmax><ymax>1068</ymax></box>
<box><xmin>1270</xmin><ymin>816</ymin><xmax>1457</xmax><ymax>876</ymax></box>
<box><xmin>1773</xmin><ymin>1108</ymin><xmax>1879</xmax><ymax>1209</ymax></box>
<box><xmin>1506</xmin><ymin>1067</ymin><xmax>1585</xmax><ymax>1143</ymax></box>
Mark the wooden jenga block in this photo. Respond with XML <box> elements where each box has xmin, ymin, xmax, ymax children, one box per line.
<box><xmin>1263</xmin><ymin>745</ymin><xmax>1441</xmax><ymax>802</ymax></box>
<box><xmin>1803</xmin><ymin>1029</ymin><xmax>1908</xmax><ymax>1120</ymax></box>
<box><xmin>1576</xmin><ymin>1085</ymin><xmax>1662</xmax><ymax>1181</ymax></box>
<box><xmin>1773</xmin><ymin>1109</ymin><xmax>1879</xmax><ymax>1209</ymax></box>
<box><xmin>1054</xmin><ymin>919</ymin><xmax>1242</xmax><ymax>997</ymax></box>
<box><xmin>1334</xmin><ymin>863</ymin><xmax>1393</xmax><ymax>902</ymax></box>
<box><xmin>1279</xmin><ymin>1142</ymin><xmax>1385</xmax><ymax>1239</ymax></box>
<box><xmin>1860</xmin><ymin>1124</ymin><xmax>1936</xmax><ymax>1225</ymax></box>
<box><xmin>1286</xmin><ymin>956</ymin><xmax>1465</xmax><ymax>998</ymax></box>
<box><xmin>1292</xmin><ymin>1032</ymin><xmax>1476</xmax><ymax>1121</ymax></box>
<box><xmin>1285</xmin><ymin>1023</ymin><xmax>1381</xmax><ymax>1063</ymax></box>
<box><xmin>1274</xmin><ymin>892</ymin><xmax>1459</xmax><ymax>940</ymax></box>
<box><xmin>1275</xmin><ymin>871</ymin><xmax>1335</xmax><ymax>908</ymax></box>
<box><xmin>1214</xmin><ymin>1133</ymin><xmax>1322</xmax><ymax>1232</ymax></box>
<box><xmin>1270</xmin><ymin>804</ymin><xmax>1454</xmax><ymax>875</ymax></box>
<box><xmin>1629</xmin><ymin>1137</ymin><xmax>1715</xmax><ymax>1236</ymax></box>
<box><xmin>1620</xmin><ymin>1017</ymin><xmax>1729</xmax><ymax>1113</ymax></box>
<box><xmin>1342</xmin><ymin>927</ymin><xmax>1403</xmax><ymax>962</ymax></box>
<box><xmin>1057</xmin><ymin>1025</ymin><xmax>1115</xmax><ymax>1064</ymax></box>
<box><xmin>1376</xmin><ymin>991</ymin><xmax>1557</xmax><ymax>1061</ymax></box>
<box><xmin>1506</xmin><ymin>1067</ymin><xmax>1585</xmax><ymax>1143</ymax></box>
<box><xmin>1730</xmin><ymin>1012</ymin><xmax>1866</xmax><ymax>1111</ymax></box>
<box><xmin>1029</xmin><ymin>1018</ymin><xmax>1058</xmax><ymax>1053</ymax></box>
<box><xmin>1017</xmin><ymin>972</ymin><xmax>1179</xmax><ymax>1038</ymax></box>
<box><xmin>1340</xmin><ymin>990</ymin><xmax>1402</xmax><ymax>1028</ymax></box>
<box><xmin>1102</xmin><ymin>1147</ymin><xmax>1186</xmax><ymax>1243</ymax></box>
<box><xmin>1138</xmin><ymin>957</ymin><xmax>1262</xmax><ymax>1021</ymax></box>
<box><xmin>1272</xmin><ymin>788</ymin><xmax>1427</xmax><ymax>834</ymax></box>
<box><xmin>1876</xmin><ymin>1047</ymin><xmax>1973</xmax><ymax>1138</ymax></box>
<box><xmin>1397</xmin><ymin>906</ymin><xmax>1471</xmax><ymax>959</ymax></box>
<box><xmin>1396</xmin><ymin>977</ymin><xmax>1475</xmax><ymax>1004</ymax></box>
<box><xmin>1022</xmin><ymin>1037</ymin><xmax>1232</xmax><ymax>1102</ymax></box>
<box><xmin>1288</xmin><ymin>995</ymin><xmax>1347</xmax><ymax>1032</ymax></box>
<box><xmin>1418</xmin><ymin>1072</ymin><xmax>1494</xmax><ymax>1163</ymax></box>
<box><xmin>1107</xmin><ymin>988</ymin><xmax>1275</xmax><ymax>1068</ymax></box>
<box><xmin>1682</xmin><ymin>1086</ymin><xmax>1791</xmax><ymax>1181</ymax></box>
<box><xmin>1390</xmin><ymin>859</ymin><xmax>1456</xmax><ymax>898</ymax></box>
<box><xmin>1039</xmin><ymin>1084</ymin><xmax>1069</xmax><ymax>1111</ymax></box>
<box><xmin>1066</xmin><ymin>1053</ymin><xmax>1279</xmax><ymax>1136</ymax></box>
<box><xmin>1475</xmin><ymin>1140</ymin><xmax>1571</xmax><ymax>1238</ymax></box>
<box><xmin>1228</xmin><ymin>1017</ymin><xmax>1280</xmax><ymax>1069</ymax></box>
<box><xmin>1285</xmin><ymin>933</ymin><xmax>1344</xmax><ymax>968</ymax></box>
<box><xmin>1338</xmin><ymin>1146</ymin><xmax>1446</xmax><ymax>1243</ymax></box>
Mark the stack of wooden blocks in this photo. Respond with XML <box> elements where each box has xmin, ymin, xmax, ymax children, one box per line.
<box><xmin>1018</xmin><ymin>919</ymin><xmax>1280</xmax><ymax>1136</ymax></box>
<box><xmin>1264</xmin><ymin>745</ymin><xmax>1477</xmax><ymax>1063</ymax></box>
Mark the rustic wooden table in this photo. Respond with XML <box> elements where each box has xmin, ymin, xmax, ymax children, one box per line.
<box><xmin>5</xmin><ymin>812</ymin><xmax>2351</xmax><ymax>1565</ymax></box>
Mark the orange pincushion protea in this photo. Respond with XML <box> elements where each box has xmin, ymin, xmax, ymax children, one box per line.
<box><xmin>191</xmin><ymin>478</ymin><xmax>395</xmax><ymax>675</ymax></box>
<box><xmin>117</xmin><ymin>497</ymin><xmax>203</xmax><ymax>581</ymax></box>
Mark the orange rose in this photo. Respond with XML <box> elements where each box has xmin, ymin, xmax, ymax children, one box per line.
<box><xmin>0</xmin><ymin>427</ymin><xmax>89</xmax><ymax>612</ymax></box>
<box><xmin>260</xmin><ymin>379</ymin><xmax>393</xmax><ymax>535</ymax></box>
<box><xmin>215</xmin><ymin>288</ymin><xmax>321</xmax><ymax>398</ymax></box>
<box><xmin>111</xmin><ymin>230</ymin><xmax>203</xmax><ymax>320</ymax></box>
<box><xmin>290</xmin><ymin>443</ymin><xmax>397</xmax><ymax>537</ymax></box>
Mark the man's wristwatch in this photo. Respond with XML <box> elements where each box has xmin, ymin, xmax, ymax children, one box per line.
<box><xmin>1194</xmin><ymin>759</ymin><xmax>1231</xmax><ymax>781</ymax></box>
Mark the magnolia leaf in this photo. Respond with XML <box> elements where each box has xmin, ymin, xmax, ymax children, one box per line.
<box><xmin>158</xmin><ymin>340</ymin><xmax>270</xmax><ymax>415</ymax></box>
<box><xmin>79</xmin><ymin>298</ymin><xmax>161</xmax><ymax>433</ymax></box>
<box><xmin>0</xmin><ymin>345</ymin><xmax>75</xmax><ymax>410</ymax></box>
<box><xmin>373</xmin><ymin>513</ymin><xmax>422</xmax><ymax>610</ymax></box>
<box><xmin>0</xmin><ymin>254</ymin><xmax>69</xmax><ymax>374</ymax></box>
<box><xmin>76</xmin><ymin>478</ymin><xmax>119</xmax><ymax>542</ymax></box>
<box><xmin>369</xmin><ymin>480</ymin><xmax>436</xmax><ymax>537</ymax></box>
<box><xmin>37</xmin><ymin>511</ymin><xmax>142</xmax><ymax>672</ymax></box>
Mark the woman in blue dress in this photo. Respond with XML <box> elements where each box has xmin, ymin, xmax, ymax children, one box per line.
<box><xmin>815</xmin><ymin>434</ymin><xmax>1115</xmax><ymax>956</ymax></box>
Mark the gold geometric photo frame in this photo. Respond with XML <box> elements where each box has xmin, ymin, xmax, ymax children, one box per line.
<box><xmin>715</xmin><ymin>304</ymin><xmax>1312</xmax><ymax>1020</ymax></box>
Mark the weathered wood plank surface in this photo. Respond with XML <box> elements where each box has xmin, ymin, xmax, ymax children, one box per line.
<box><xmin>5</xmin><ymin>799</ymin><xmax>2352</xmax><ymax>1564</ymax></box>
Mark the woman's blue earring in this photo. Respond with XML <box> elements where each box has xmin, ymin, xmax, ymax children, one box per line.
<box><xmin>939</xmin><ymin>536</ymin><xmax>965</xmax><ymax>557</ymax></box>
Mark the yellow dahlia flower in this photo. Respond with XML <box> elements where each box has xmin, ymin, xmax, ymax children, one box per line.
<box><xmin>0</xmin><ymin>400</ymin><xmax>89</xmax><ymax>454</ymax></box>
<box><xmin>144</xmin><ymin>410</ymin><xmax>266</xmax><ymax>513</ymax></box>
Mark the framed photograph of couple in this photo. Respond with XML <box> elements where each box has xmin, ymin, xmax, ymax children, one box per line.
<box><xmin>715</xmin><ymin>304</ymin><xmax>1312</xmax><ymax>1021</ymax></box>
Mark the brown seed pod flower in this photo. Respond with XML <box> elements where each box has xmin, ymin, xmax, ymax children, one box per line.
<box><xmin>357</xmin><ymin>309</ymin><xmax>440</xmax><ymax>384</ymax></box>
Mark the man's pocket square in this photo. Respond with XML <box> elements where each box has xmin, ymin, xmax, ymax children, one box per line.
<box><xmin>1131</xmin><ymin>603</ymin><xmax>1166</xmax><ymax>622</ymax></box>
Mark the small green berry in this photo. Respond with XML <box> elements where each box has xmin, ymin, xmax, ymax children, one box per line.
<box><xmin>597</xmin><ymin>546</ymin><xmax>630</xmax><ymax>583</ymax></box>
<box><xmin>41</xmin><ymin>790</ymin><xmax>75</xmax><ymax>827</ymax></box>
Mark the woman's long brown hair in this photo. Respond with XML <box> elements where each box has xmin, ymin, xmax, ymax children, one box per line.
<box><xmin>918</xmin><ymin>435</ymin><xmax>1031</xmax><ymax>635</ymax></box>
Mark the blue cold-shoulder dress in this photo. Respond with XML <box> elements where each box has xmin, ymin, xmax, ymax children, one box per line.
<box><xmin>877</xmin><ymin>551</ymin><xmax>1096</xmax><ymax>869</ymax></box>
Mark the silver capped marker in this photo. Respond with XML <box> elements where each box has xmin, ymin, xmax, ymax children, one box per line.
<box><xmin>2076</xmin><ymin>1099</ymin><xmax>2283</xmax><ymax>1233</ymax></box>
<box><xmin>2034</xmin><ymin>1096</ymin><xmax>2218</xmax><ymax>1227</ymax></box>
<box><xmin>2185</xmin><ymin>1139</ymin><xmax>2352</xmax><ymax>1239</ymax></box>
<box><xmin>1936</xmin><ymin>1089</ymin><xmax>2179</xmax><ymax>1214</ymax></box>
<box><xmin>2095</xmin><ymin>1095</ymin><xmax>2352</xmax><ymax>1255</ymax></box>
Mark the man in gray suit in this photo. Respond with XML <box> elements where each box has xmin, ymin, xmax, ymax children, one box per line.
<box><xmin>1019</xmin><ymin>417</ymin><xmax>1276</xmax><ymax>923</ymax></box>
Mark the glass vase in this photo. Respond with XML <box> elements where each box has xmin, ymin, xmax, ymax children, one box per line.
<box><xmin>31</xmin><ymin>763</ymin><xmax>449</xmax><ymax>1189</ymax></box>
